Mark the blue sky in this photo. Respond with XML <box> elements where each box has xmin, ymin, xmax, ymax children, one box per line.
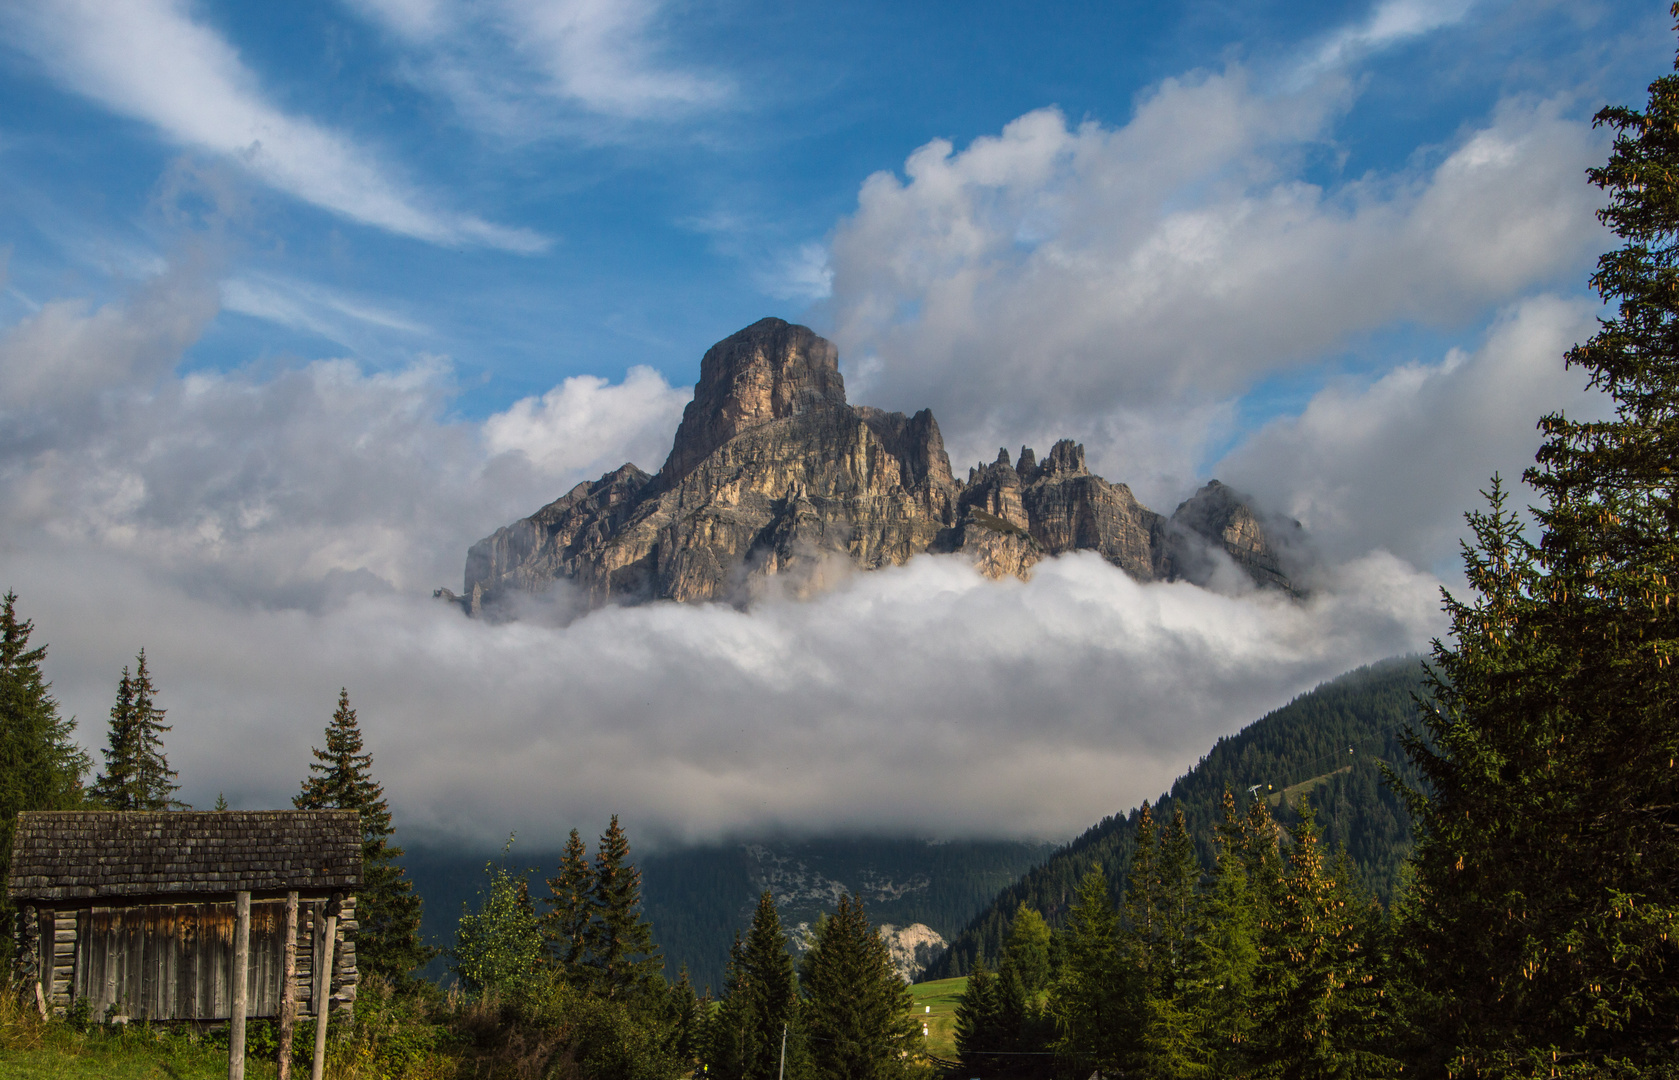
<box><xmin>0</xmin><ymin>0</ymin><xmax>1670</xmax><ymax>842</ymax></box>
<box><xmin>2</xmin><ymin>0</ymin><xmax>1659</xmax><ymax>415</ymax></box>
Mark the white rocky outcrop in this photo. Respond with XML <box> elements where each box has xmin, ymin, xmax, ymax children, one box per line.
<box><xmin>878</xmin><ymin>922</ymin><xmax>947</xmax><ymax>984</ymax></box>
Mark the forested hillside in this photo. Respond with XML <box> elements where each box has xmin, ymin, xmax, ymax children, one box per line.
<box><xmin>925</xmin><ymin>655</ymin><xmax>1429</xmax><ymax>978</ymax></box>
<box><xmin>407</xmin><ymin>834</ymin><xmax>1053</xmax><ymax>992</ymax></box>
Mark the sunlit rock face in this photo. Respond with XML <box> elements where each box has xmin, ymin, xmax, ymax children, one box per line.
<box><xmin>878</xmin><ymin>923</ymin><xmax>948</xmax><ymax>984</ymax></box>
<box><xmin>458</xmin><ymin>318</ymin><xmax>1303</xmax><ymax>614</ymax></box>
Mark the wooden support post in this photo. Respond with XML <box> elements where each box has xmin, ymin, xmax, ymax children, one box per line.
<box><xmin>36</xmin><ymin>908</ymin><xmax>53</xmax><ymax>1014</ymax></box>
<box><xmin>229</xmin><ymin>890</ymin><xmax>251</xmax><ymax>1080</ymax></box>
<box><xmin>27</xmin><ymin>905</ymin><xmax>47</xmax><ymax>1019</ymax></box>
<box><xmin>310</xmin><ymin>900</ymin><xmax>339</xmax><ymax>1080</ymax></box>
<box><xmin>277</xmin><ymin>891</ymin><xmax>299</xmax><ymax>1080</ymax></box>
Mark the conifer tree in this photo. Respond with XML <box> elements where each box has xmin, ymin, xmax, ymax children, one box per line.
<box><xmin>93</xmin><ymin>651</ymin><xmax>182</xmax><ymax>810</ymax></box>
<box><xmin>799</xmin><ymin>894</ymin><xmax>918</xmax><ymax>1080</ymax></box>
<box><xmin>706</xmin><ymin>890</ymin><xmax>799</xmax><ymax>1080</ymax></box>
<box><xmin>1155</xmin><ymin>806</ymin><xmax>1200</xmax><ymax>998</ymax></box>
<box><xmin>1185</xmin><ymin>792</ymin><xmax>1261</xmax><ymax>1074</ymax></box>
<box><xmin>1049</xmin><ymin>868</ymin><xmax>1128</xmax><ymax>1074</ymax></box>
<box><xmin>957</xmin><ymin>909</ymin><xmax>1055</xmax><ymax>1078</ymax></box>
<box><xmin>999</xmin><ymin>903</ymin><xmax>1053</xmax><ymax>994</ymax></box>
<box><xmin>0</xmin><ymin>592</ymin><xmax>89</xmax><ymax>967</ymax></box>
<box><xmin>92</xmin><ymin>667</ymin><xmax>137</xmax><ymax>807</ymax></box>
<box><xmin>954</xmin><ymin>958</ymin><xmax>1003</xmax><ymax>1072</ymax></box>
<box><xmin>543</xmin><ymin>827</ymin><xmax>595</xmax><ymax>974</ymax></box>
<box><xmin>295</xmin><ymin>688</ymin><xmax>433</xmax><ymax>985</ymax></box>
<box><xmin>1122</xmin><ymin>800</ymin><xmax>1160</xmax><ymax>978</ymax></box>
<box><xmin>1251</xmin><ymin>810</ymin><xmax>1393</xmax><ymax>1080</ymax></box>
<box><xmin>1401</xmin><ymin>13</ymin><xmax>1679</xmax><ymax>1069</ymax></box>
<box><xmin>667</xmin><ymin>966</ymin><xmax>706</xmax><ymax>1070</ymax></box>
<box><xmin>585</xmin><ymin>815</ymin><xmax>663</xmax><ymax>1000</ymax></box>
<box><xmin>708</xmin><ymin>935</ymin><xmax>753</xmax><ymax>1080</ymax></box>
<box><xmin>1132</xmin><ymin>807</ymin><xmax>1206</xmax><ymax>1080</ymax></box>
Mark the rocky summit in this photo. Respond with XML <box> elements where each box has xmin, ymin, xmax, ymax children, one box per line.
<box><xmin>453</xmin><ymin>318</ymin><xmax>1304</xmax><ymax>614</ymax></box>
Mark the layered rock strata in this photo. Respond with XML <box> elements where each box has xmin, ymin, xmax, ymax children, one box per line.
<box><xmin>456</xmin><ymin>318</ymin><xmax>1301</xmax><ymax>614</ymax></box>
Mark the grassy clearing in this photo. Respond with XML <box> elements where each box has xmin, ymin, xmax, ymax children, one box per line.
<box><xmin>0</xmin><ymin>992</ymin><xmax>279</xmax><ymax>1080</ymax></box>
<box><xmin>909</xmin><ymin>976</ymin><xmax>967</xmax><ymax>1060</ymax></box>
<box><xmin>1267</xmin><ymin>765</ymin><xmax>1353</xmax><ymax>809</ymax></box>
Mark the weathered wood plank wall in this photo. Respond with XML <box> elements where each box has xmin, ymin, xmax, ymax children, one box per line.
<box><xmin>30</xmin><ymin>895</ymin><xmax>355</xmax><ymax>1022</ymax></box>
<box><xmin>70</xmin><ymin>902</ymin><xmax>288</xmax><ymax>1020</ymax></box>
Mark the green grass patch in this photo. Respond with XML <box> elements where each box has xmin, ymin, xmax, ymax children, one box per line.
<box><xmin>0</xmin><ymin>1000</ymin><xmax>278</xmax><ymax>1080</ymax></box>
<box><xmin>909</xmin><ymin>976</ymin><xmax>967</xmax><ymax>1060</ymax></box>
<box><xmin>1267</xmin><ymin>765</ymin><xmax>1354</xmax><ymax>809</ymax></box>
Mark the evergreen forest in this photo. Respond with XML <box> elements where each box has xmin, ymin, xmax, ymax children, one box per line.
<box><xmin>927</xmin><ymin>656</ymin><xmax>1428</xmax><ymax>979</ymax></box>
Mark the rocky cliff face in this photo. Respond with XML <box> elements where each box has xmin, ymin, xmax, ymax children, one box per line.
<box><xmin>1168</xmin><ymin>479</ymin><xmax>1307</xmax><ymax>596</ymax></box>
<box><xmin>878</xmin><ymin>923</ymin><xmax>948</xmax><ymax>984</ymax></box>
<box><xmin>458</xmin><ymin>318</ymin><xmax>1302</xmax><ymax>613</ymax></box>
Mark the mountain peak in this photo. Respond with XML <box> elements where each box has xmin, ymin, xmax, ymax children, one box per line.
<box><xmin>657</xmin><ymin>318</ymin><xmax>846</xmax><ymax>488</ymax></box>
<box><xmin>457</xmin><ymin>318</ymin><xmax>1309</xmax><ymax>613</ymax></box>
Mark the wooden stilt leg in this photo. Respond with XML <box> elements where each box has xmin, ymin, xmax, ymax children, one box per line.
<box><xmin>229</xmin><ymin>891</ymin><xmax>250</xmax><ymax>1080</ymax></box>
<box><xmin>310</xmin><ymin>909</ymin><xmax>338</xmax><ymax>1080</ymax></box>
<box><xmin>277</xmin><ymin>891</ymin><xmax>299</xmax><ymax>1080</ymax></box>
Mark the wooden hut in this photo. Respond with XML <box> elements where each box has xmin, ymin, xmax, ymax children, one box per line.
<box><xmin>7</xmin><ymin>810</ymin><xmax>362</xmax><ymax>1025</ymax></box>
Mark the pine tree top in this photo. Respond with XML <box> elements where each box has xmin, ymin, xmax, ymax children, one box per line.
<box><xmin>295</xmin><ymin>688</ymin><xmax>392</xmax><ymax>842</ymax></box>
<box><xmin>93</xmin><ymin>650</ymin><xmax>182</xmax><ymax>811</ymax></box>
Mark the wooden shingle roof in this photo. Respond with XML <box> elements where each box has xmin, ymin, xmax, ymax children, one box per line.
<box><xmin>6</xmin><ymin>810</ymin><xmax>363</xmax><ymax>901</ymax></box>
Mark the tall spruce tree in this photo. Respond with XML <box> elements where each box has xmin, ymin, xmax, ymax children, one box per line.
<box><xmin>799</xmin><ymin>894</ymin><xmax>918</xmax><ymax>1080</ymax></box>
<box><xmin>999</xmin><ymin>903</ymin><xmax>1053</xmax><ymax>994</ymax></box>
<box><xmin>585</xmin><ymin>815</ymin><xmax>663</xmax><ymax>1000</ymax></box>
<box><xmin>668</xmin><ymin>966</ymin><xmax>707</xmax><ymax>1071</ymax></box>
<box><xmin>295</xmin><ymin>688</ymin><xmax>433</xmax><ymax>985</ymax></box>
<box><xmin>543</xmin><ymin>827</ymin><xmax>596</xmax><ymax>974</ymax></box>
<box><xmin>1133</xmin><ymin>807</ymin><xmax>1206</xmax><ymax>1080</ymax></box>
<box><xmin>92</xmin><ymin>650</ymin><xmax>182</xmax><ymax>810</ymax></box>
<box><xmin>1049</xmin><ymin>868</ymin><xmax>1128</xmax><ymax>1074</ymax></box>
<box><xmin>1184</xmin><ymin>792</ymin><xmax>1262</xmax><ymax>1074</ymax></box>
<box><xmin>0</xmin><ymin>592</ymin><xmax>90</xmax><ymax>967</ymax></box>
<box><xmin>1155</xmin><ymin>806</ymin><xmax>1200</xmax><ymax>998</ymax></box>
<box><xmin>954</xmin><ymin>958</ymin><xmax>1004</xmax><ymax>1072</ymax></box>
<box><xmin>706</xmin><ymin>890</ymin><xmax>800</xmax><ymax>1080</ymax></box>
<box><xmin>1251</xmin><ymin>810</ymin><xmax>1393</xmax><ymax>1080</ymax></box>
<box><xmin>708</xmin><ymin>935</ymin><xmax>754</xmax><ymax>1080</ymax></box>
<box><xmin>956</xmin><ymin>908</ymin><xmax>1055</xmax><ymax>1077</ymax></box>
<box><xmin>1402</xmin><ymin>13</ymin><xmax>1679</xmax><ymax>1071</ymax></box>
<box><xmin>996</xmin><ymin>905</ymin><xmax>1055</xmax><ymax>1064</ymax></box>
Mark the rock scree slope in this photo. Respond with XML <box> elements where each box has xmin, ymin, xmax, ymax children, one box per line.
<box><xmin>454</xmin><ymin>318</ymin><xmax>1304</xmax><ymax>613</ymax></box>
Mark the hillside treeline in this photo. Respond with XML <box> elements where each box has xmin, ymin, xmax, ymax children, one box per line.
<box><xmin>953</xmin><ymin>795</ymin><xmax>1397</xmax><ymax>1078</ymax></box>
<box><xmin>927</xmin><ymin>657</ymin><xmax>1427</xmax><ymax>981</ymax></box>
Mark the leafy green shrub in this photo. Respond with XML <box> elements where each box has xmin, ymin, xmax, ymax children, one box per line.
<box><xmin>452</xmin><ymin>843</ymin><xmax>546</xmax><ymax>999</ymax></box>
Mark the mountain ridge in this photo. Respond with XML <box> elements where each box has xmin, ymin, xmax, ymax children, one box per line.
<box><xmin>448</xmin><ymin>317</ymin><xmax>1307</xmax><ymax>614</ymax></box>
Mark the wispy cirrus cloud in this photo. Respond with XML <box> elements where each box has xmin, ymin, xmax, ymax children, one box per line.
<box><xmin>346</xmin><ymin>0</ymin><xmax>730</xmax><ymax>133</ymax></box>
<box><xmin>221</xmin><ymin>274</ymin><xmax>430</xmax><ymax>349</ymax></box>
<box><xmin>7</xmin><ymin>0</ymin><xmax>546</xmax><ymax>252</ymax></box>
<box><xmin>1301</xmin><ymin>0</ymin><xmax>1478</xmax><ymax>79</ymax></box>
